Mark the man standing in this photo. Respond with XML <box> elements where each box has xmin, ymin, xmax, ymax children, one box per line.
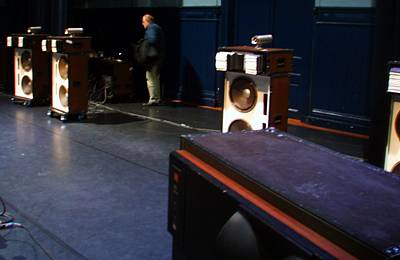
<box><xmin>141</xmin><ymin>14</ymin><xmax>164</xmax><ymax>106</ymax></box>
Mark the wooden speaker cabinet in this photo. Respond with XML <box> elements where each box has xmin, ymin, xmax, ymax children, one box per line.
<box><xmin>6</xmin><ymin>33</ymin><xmax>50</xmax><ymax>106</ymax></box>
<box><xmin>110</xmin><ymin>61</ymin><xmax>134</xmax><ymax>100</ymax></box>
<box><xmin>42</xmin><ymin>35</ymin><xmax>91</xmax><ymax>121</ymax></box>
<box><xmin>89</xmin><ymin>57</ymin><xmax>134</xmax><ymax>101</ymax></box>
<box><xmin>385</xmin><ymin>95</ymin><xmax>400</xmax><ymax>174</ymax></box>
<box><xmin>169</xmin><ymin>130</ymin><xmax>400</xmax><ymax>259</ymax></box>
<box><xmin>222</xmin><ymin>72</ymin><xmax>289</xmax><ymax>132</ymax></box>
<box><xmin>216</xmin><ymin>46</ymin><xmax>292</xmax><ymax>133</ymax></box>
<box><xmin>169</xmin><ymin>151</ymin><xmax>324</xmax><ymax>260</ymax></box>
<box><xmin>385</xmin><ymin>63</ymin><xmax>400</xmax><ymax>174</ymax></box>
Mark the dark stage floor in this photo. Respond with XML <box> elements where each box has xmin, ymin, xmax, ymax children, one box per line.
<box><xmin>0</xmin><ymin>94</ymin><xmax>368</xmax><ymax>259</ymax></box>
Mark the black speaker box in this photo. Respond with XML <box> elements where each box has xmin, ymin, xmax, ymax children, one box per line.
<box><xmin>169</xmin><ymin>151</ymin><xmax>329</xmax><ymax>260</ymax></box>
<box><xmin>169</xmin><ymin>130</ymin><xmax>400</xmax><ymax>259</ymax></box>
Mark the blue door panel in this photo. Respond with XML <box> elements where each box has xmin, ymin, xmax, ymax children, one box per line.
<box><xmin>178</xmin><ymin>8</ymin><xmax>219</xmax><ymax>106</ymax></box>
<box><xmin>232</xmin><ymin>0</ymin><xmax>274</xmax><ymax>45</ymax></box>
<box><xmin>310</xmin><ymin>9</ymin><xmax>374</xmax><ymax>131</ymax></box>
<box><xmin>273</xmin><ymin>0</ymin><xmax>315</xmax><ymax>118</ymax></box>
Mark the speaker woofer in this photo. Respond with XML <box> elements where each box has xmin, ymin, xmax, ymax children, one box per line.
<box><xmin>391</xmin><ymin>162</ymin><xmax>400</xmax><ymax>176</ymax></box>
<box><xmin>228</xmin><ymin>120</ymin><xmax>253</xmax><ymax>132</ymax></box>
<box><xmin>21</xmin><ymin>76</ymin><xmax>32</xmax><ymax>95</ymax></box>
<box><xmin>229</xmin><ymin>77</ymin><xmax>258</xmax><ymax>112</ymax></box>
<box><xmin>395</xmin><ymin>112</ymin><xmax>400</xmax><ymax>139</ymax></box>
<box><xmin>58</xmin><ymin>56</ymin><xmax>69</xmax><ymax>80</ymax></box>
<box><xmin>59</xmin><ymin>85</ymin><xmax>68</xmax><ymax>108</ymax></box>
<box><xmin>21</xmin><ymin>51</ymin><xmax>32</xmax><ymax>72</ymax></box>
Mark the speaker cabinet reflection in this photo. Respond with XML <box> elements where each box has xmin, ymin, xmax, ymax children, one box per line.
<box><xmin>222</xmin><ymin>72</ymin><xmax>289</xmax><ymax>133</ymax></box>
<box><xmin>385</xmin><ymin>96</ymin><xmax>400</xmax><ymax>175</ymax></box>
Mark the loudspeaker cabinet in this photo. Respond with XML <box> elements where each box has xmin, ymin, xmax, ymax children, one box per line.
<box><xmin>45</xmin><ymin>36</ymin><xmax>91</xmax><ymax>121</ymax></box>
<box><xmin>7</xmin><ymin>34</ymin><xmax>50</xmax><ymax>106</ymax></box>
<box><xmin>385</xmin><ymin>94</ymin><xmax>400</xmax><ymax>174</ymax></box>
<box><xmin>222</xmin><ymin>72</ymin><xmax>288</xmax><ymax>133</ymax></box>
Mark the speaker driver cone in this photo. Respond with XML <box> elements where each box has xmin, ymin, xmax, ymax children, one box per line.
<box><xmin>21</xmin><ymin>51</ymin><xmax>32</xmax><ymax>72</ymax></box>
<box><xmin>391</xmin><ymin>162</ymin><xmax>400</xmax><ymax>176</ymax></box>
<box><xmin>59</xmin><ymin>85</ymin><xmax>68</xmax><ymax>107</ymax></box>
<box><xmin>21</xmin><ymin>76</ymin><xmax>32</xmax><ymax>95</ymax></box>
<box><xmin>228</xmin><ymin>120</ymin><xmax>253</xmax><ymax>132</ymax></box>
<box><xmin>395</xmin><ymin>112</ymin><xmax>400</xmax><ymax>139</ymax></box>
<box><xmin>58</xmin><ymin>56</ymin><xmax>69</xmax><ymax>80</ymax></box>
<box><xmin>230</xmin><ymin>77</ymin><xmax>257</xmax><ymax>112</ymax></box>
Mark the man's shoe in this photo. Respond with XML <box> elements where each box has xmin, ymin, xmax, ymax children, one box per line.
<box><xmin>142</xmin><ymin>101</ymin><xmax>159</xmax><ymax>106</ymax></box>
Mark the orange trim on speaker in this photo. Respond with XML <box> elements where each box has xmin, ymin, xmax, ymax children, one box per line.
<box><xmin>177</xmin><ymin>149</ymin><xmax>357</xmax><ymax>260</ymax></box>
<box><xmin>167</xmin><ymin>100</ymin><xmax>223</xmax><ymax>111</ymax></box>
<box><xmin>167</xmin><ymin>100</ymin><xmax>369</xmax><ymax>139</ymax></box>
<box><xmin>288</xmin><ymin>118</ymin><xmax>369</xmax><ymax>140</ymax></box>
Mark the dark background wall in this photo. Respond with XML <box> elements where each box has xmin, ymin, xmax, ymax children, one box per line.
<box><xmin>368</xmin><ymin>0</ymin><xmax>400</xmax><ymax>166</ymax></box>
<box><xmin>0</xmin><ymin>0</ymin><xmax>399</xmax><ymax>165</ymax></box>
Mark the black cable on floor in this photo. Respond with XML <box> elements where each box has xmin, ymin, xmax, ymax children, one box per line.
<box><xmin>0</xmin><ymin>195</ymin><xmax>6</xmax><ymax>216</ymax></box>
<box><xmin>20</xmin><ymin>225</ymin><xmax>56</xmax><ymax>260</ymax></box>
<box><xmin>3</xmin><ymin>198</ymin><xmax>89</xmax><ymax>260</ymax></box>
<box><xmin>0</xmin><ymin>196</ymin><xmax>57</xmax><ymax>260</ymax></box>
<box><xmin>0</xmin><ymin>196</ymin><xmax>15</xmax><ymax>225</ymax></box>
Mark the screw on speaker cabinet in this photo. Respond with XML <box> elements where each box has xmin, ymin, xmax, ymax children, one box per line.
<box><xmin>6</xmin><ymin>30</ymin><xmax>51</xmax><ymax>106</ymax></box>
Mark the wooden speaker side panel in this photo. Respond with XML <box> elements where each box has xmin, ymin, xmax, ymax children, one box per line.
<box><xmin>269</xmin><ymin>75</ymin><xmax>289</xmax><ymax>131</ymax></box>
<box><xmin>68</xmin><ymin>54</ymin><xmax>88</xmax><ymax>114</ymax></box>
<box><xmin>385</xmin><ymin>98</ymin><xmax>400</xmax><ymax>174</ymax></box>
<box><xmin>32</xmin><ymin>49</ymin><xmax>51</xmax><ymax>100</ymax></box>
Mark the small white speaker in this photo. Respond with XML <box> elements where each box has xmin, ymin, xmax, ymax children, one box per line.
<box><xmin>222</xmin><ymin>72</ymin><xmax>270</xmax><ymax>132</ymax></box>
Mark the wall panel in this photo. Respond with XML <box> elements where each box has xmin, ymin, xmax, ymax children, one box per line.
<box><xmin>309</xmin><ymin>8</ymin><xmax>374</xmax><ymax>133</ymax></box>
<box><xmin>177</xmin><ymin>8</ymin><xmax>220</xmax><ymax>105</ymax></box>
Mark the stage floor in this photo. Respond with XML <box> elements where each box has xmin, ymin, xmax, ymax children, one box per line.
<box><xmin>0</xmin><ymin>94</ymin><xmax>367</xmax><ymax>259</ymax></box>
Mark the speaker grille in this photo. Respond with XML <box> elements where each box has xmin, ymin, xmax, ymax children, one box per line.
<box><xmin>385</xmin><ymin>100</ymin><xmax>400</xmax><ymax>174</ymax></box>
<box><xmin>21</xmin><ymin>50</ymin><xmax>32</xmax><ymax>72</ymax></box>
<box><xmin>391</xmin><ymin>162</ymin><xmax>400</xmax><ymax>175</ymax></box>
<box><xmin>21</xmin><ymin>76</ymin><xmax>32</xmax><ymax>95</ymax></box>
<box><xmin>58</xmin><ymin>56</ymin><xmax>69</xmax><ymax>80</ymax></box>
<box><xmin>59</xmin><ymin>85</ymin><xmax>68</xmax><ymax>108</ymax></box>
<box><xmin>228</xmin><ymin>120</ymin><xmax>253</xmax><ymax>132</ymax></box>
<box><xmin>229</xmin><ymin>77</ymin><xmax>258</xmax><ymax>112</ymax></box>
<box><xmin>396</xmin><ymin>111</ymin><xmax>400</xmax><ymax>139</ymax></box>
